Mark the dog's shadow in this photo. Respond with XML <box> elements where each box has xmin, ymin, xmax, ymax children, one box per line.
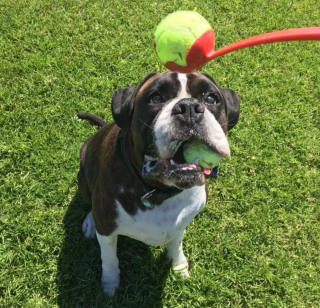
<box><xmin>57</xmin><ymin>192</ymin><xmax>171</xmax><ymax>308</ymax></box>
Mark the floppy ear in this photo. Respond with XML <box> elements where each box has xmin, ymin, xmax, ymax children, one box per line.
<box><xmin>111</xmin><ymin>73</ymin><xmax>157</xmax><ymax>130</ymax></box>
<box><xmin>111</xmin><ymin>86</ymin><xmax>137</xmax><ymax>130</ymax></box>
<box><xmin>221</xmin><ymin>87</ymin><xmax>240</xmax><ymax>131</ymax></box>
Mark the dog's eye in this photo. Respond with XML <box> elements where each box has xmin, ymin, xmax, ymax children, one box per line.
<box><xmin>205</xmin><ymin>93</ymin><xmax>219</xmax><ymax>105</ymax></box>
<box><xmin>150</xmin><ymin>94</ymin><xmax>163</xmax><ymax>104</ymax></box>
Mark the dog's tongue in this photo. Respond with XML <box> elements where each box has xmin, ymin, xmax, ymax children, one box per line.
<box><xmin>202</xmin><ymin>168</ymin><xmax>212</xmax><ymax>176</ymax></box>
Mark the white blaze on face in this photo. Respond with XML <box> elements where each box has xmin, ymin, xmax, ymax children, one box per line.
<box><xmin>153</xmin><ymin>73</ymin><xmax>230</xmax><ymax>159</ymax></box>
<box><xmin>176</xmin><ymin>73</ymin><xmax>189</xmax><ymax>97</ymax></box>
<box><xmin>154</xmin><ymin>74</ymin><xmax>190</xmax><ymax>159</ymax></box>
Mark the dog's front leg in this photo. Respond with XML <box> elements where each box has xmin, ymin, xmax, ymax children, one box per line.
<box><xmin>96</xmin><ymin>232</ymin><xmax>120</xmax><ymax>297</ymax></box>
<box><xmin>166</xmin><ymin>229</ymin><xmax>189</xmax><ymax>277</ymax></box>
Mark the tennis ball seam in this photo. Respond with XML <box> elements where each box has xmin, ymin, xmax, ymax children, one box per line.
<box><xmin>156</xmin><ymin>26</ymin><xmax>198</xmax><ymax>41</ymax></box>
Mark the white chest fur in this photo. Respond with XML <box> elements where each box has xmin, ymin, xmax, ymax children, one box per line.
<box><xmin>115</xmin><ymin>185</ymin><xmax>206</xmax><ymax>246</ymax></box>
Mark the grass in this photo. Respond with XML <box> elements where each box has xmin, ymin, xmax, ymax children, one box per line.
<box><xmin>0</xmin><ymin>0</ymin><xmax>319</xmax><ymax>307</ymax></box>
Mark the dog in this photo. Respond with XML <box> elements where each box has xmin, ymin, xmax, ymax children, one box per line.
<box><xmin>77</xmin><ymin>72</ymin><xmax>240</xmax><ymax>297</ymax></box>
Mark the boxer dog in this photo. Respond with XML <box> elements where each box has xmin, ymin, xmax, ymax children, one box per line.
<box><xmin>77</xmin><ymin>72</ymin><xmax>239</xmax><ymax>296</ymax></box>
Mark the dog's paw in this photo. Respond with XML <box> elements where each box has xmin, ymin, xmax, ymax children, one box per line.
<box><xmin>101</xmin><ymin>268</ymin><xmax>120</xmax><ymax>297</ymax></box>
<box><xmin>172</xmin><ymin>259</ymin><xmax>189</xmax><ymax>278</ymax></box>
<box><xmin>82</xmin><ymin>211</ymin><xmax>96</xmax><ymax>238</ymax></box>
<box><xmin>174</xmin><ymin>266</ymin><xmax>190</xmax><ymax>278</ymax></box>
<box><xmin>170</xmin><ymin>253</ymin><xmax>189</xmax><ymax>278</ymax></box>
<box><xmin>102</xmin><ymin>283</ymin><xmax>118</xmax><ymax>297</ymax></box>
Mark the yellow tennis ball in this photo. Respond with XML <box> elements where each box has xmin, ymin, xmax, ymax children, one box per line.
<box><xmin>183</xmin><ymin>139</ymin><xmax>222</xmax><ymax>168</ymax></box>
<box><xmin>154</xmin><ymin>11</ymin><xmax>213</xmax><ymax>69</ymax></box>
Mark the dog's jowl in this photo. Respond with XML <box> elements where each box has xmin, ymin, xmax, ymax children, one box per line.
<box><xmin>77</xmin><ymin>72</ymin><xmax>240</xmax><ymax>297</ymax></box>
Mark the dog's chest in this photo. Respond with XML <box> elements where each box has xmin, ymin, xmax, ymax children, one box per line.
<box><xmin>115</xmin><ymin>185</ymin><xmax>206</xmax><ymax>246</ymax></box>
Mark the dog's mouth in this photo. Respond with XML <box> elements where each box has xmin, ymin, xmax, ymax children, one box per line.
<box><xmin>142</xmin><ymin>140</ymin><xmax>220</xmax><ymax>189</ymax></box>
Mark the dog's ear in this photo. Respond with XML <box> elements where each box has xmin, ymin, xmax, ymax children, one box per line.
<box><xmin>111</xmin><ymin>86</ymin><xmax>137</xmax><ymax>130</ymax></box>
<box><xmin>111</xmin><ymin>73</ymin><xmax>157</xmax><ymax>130</ymax></box>
<box><xmin>220</xmin><ymin>87</ymin><xmax>240</xmax><ymax>131</ymax></box>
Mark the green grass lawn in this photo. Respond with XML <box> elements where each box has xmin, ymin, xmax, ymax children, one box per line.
<box><xmin>1</xmin><ymin>0</ymin><xmax>319</xmax><ymax>307</ymax></box>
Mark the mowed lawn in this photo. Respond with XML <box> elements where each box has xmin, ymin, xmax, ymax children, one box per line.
<box><xmin>0</xmin><ymin>0</ymin><xmax>319</xmax><ymax>307</ymax></box>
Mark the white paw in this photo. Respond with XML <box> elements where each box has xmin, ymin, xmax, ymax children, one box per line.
<box><xmin>82</xmin><ymin>211</ymin><xmax>96</xmax><ymax>238</ymax></box>
<box><xmin>101</xmin><ymin>268</ymin><xmax>120</xmax><ymax>297</ymax></box>
<box><xmin>174</xmin><ymin>266</ymin><xmax>190</xmax><ymax>278</ymax></box>
<box><xmin>172</xmin><ymin>260</ymin><xmax>189</xmax><ymax>277</ymax></box>
<box><xmin>171</xmin><ymin>254</ymin><xmax>189</xmax><ymax>278</ymax></box>
<box><xmin>102</xmin><ymin>283</ymin><xmax>118</xmax><ymax>297</ymax></box>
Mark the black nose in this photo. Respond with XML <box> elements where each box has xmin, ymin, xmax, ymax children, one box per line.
<box><xmin>172</xmin><ymin>99</ymin><xmax>205</xmax><ymax>124</ymax></box>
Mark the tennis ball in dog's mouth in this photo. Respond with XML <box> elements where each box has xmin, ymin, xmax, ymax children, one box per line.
<box><xmin>154</xmin><ymin>11</ymin><xmax>215</xmax><ymax>73</ymax></box>
<box><xmin>183</xmin><ymin>139</ymin><xmax>222</xmax><ymax>168</ymax></box>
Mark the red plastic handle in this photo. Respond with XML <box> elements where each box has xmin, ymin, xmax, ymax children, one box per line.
<box><xmin>207</xmin><ymin>27</ymin><xmax>320</xmax><ymax>60</ymax></box>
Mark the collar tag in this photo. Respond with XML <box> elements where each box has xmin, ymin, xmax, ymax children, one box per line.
<box><xmin>141</xmin><ymin>189</ymin><xmax>156</xmax><ymax>209</ymax></box>
<box><xmin>141</xmin><ymin>199</ymin><xmax>154</xmax><ymax>209</ymax></box>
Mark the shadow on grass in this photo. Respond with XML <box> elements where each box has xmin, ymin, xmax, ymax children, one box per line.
<box><xmin>57</xmin><ymin>192</ymin><xmax>170</xmax><ymax>308</ymax></box>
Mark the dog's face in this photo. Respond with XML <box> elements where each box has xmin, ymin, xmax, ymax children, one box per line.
<box><xmin>112</xmin><ymin>72</ymin><xmax>240</xmax><ymax>189</ymax></box>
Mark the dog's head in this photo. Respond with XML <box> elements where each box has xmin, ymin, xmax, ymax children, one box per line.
<box><xmin>112</xmin><ymin>72</ymin><xmax>239</xmax><ymax>190</ymax></box>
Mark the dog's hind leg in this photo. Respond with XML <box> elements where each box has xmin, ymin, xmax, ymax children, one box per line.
<box><xmin>82</xmin><ymin>211</ymin><xmax>96</xmax><ymax>238</ymax></box>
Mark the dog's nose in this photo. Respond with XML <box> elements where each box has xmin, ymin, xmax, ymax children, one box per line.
<box><xmin>172</xmin><ymin>99</ymin><xmax>205</xmax><ymax>123</ymax></box>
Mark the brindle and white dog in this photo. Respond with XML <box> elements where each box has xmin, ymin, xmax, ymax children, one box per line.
<box><xmin>77</xmin><ymin>72</ymin><xmax>240</xmax><ymax>296</ymax></box>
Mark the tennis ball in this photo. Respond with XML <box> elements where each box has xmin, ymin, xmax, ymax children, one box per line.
<box><xmin>183</xmin><ymin>139</ymin><xmax>222</xmax><ymax>168</ymax></box>
<box><xmin>154</xmin><ymin>11</ymin><xmax>215</xmax><ymax>73</ymax></box>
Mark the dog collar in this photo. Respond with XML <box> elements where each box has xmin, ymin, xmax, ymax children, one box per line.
<box><xmin>118</xmin><ymin>130</ymin><xmax>182</xmax><ymax>209</ymax></box>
